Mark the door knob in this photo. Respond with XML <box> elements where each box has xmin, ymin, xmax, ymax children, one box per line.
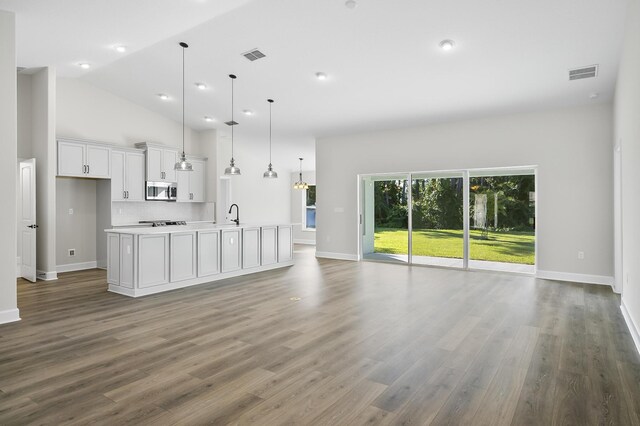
<box><xmin>28</xmin><ymin>224</ymin><xmax>39</xmax><ymax>229</ymax></box>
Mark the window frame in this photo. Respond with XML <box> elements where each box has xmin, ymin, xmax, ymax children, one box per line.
<box><xmin>302</xmin><ymin>185</ymin><xmax>316</xmax><ymax>231</ymax></box>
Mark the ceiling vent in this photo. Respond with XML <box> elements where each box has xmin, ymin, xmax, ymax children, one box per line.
<box><xmin>225</xmin><ymin>120</ymin><xmax>238</xmax><ymax>126</ymax></box>
<box><xmin>242</xmin><ymin>48</ymin><xmax>266</xmax><ymax>62</ymax></box>
<box><xmin>569</xmin><ymin>65</ymin><xmax>598</xmax><ymax>81</ymax></box>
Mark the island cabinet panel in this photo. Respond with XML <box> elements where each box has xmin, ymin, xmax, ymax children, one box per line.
<box><xmin>107</xmin><ymin>234</ymin><xmax>120</xmax><ymax>285</ymax></box>
<box><xmin>242</xmin><ymin>227</ymin><xmax>261</xmax><ymax>269</ymax></box>
<box><xmin>278</xmin><ymin>225</ymin><xmax>293</xmax><ymax>262</ymax></box>
<box><xmin>170</xmin><ymin>232</ymin><xmax>197</xmax><ymax>282</ymax></box>
<box><xmin>261</xmin><ymin>226</ymin><xmax>278</xmax><ymax>266</ymax></box>
<box><xmin>198</xmin><ymin>230</ymin><xmax>220</xmax><ymax>277</ymax></box>
<box><xmin>138</xmin><ymin>234</ymin><xmax>169</xmax><ymax>288</ymax></box>
<box><xmin>120</xmin><ymin>234</ymin><xmax>134</xmax><ymax>289</ymax></box>
<box><xmin>221</xmin><ymin>229</ymin><xmax>242</xmax><ymax>273</ymax></box>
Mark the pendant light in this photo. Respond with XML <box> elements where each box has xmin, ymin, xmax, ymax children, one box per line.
<box><xmin>293</xmin><ymin>158</ymin><xmax>309</xmax><ymax>189</ymax></box>
<box><xmin>174</xmin><ymin>42</ymin><xmax>193</xmax><ymax>171</ymax></box>
<box><xmin>263</xmin><ymin>99</ymin><xmax>278</xmax><ymax>178</ymax></box>
<box><xmin>224</xmin><ymin>74</ymin><xmax>241</xmax><ymax>175</ymax></box>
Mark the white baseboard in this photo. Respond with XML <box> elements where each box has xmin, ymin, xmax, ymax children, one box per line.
<box><xmin>315</xmin><ymin>251</ymin><xmax>358</xmax><ymax>261</ymax></box>
<box><xmin>536</xmin><ymin>270</ymin><xmax>614</xmax><ymax>287</ymax></box>
<box><xmin>57</xmin><ymin>261</ymin><xmax>98</xmax><ymax>273</ymax></box>
<box><xmin>0</xmin><ymin>308</ymin><xmax>21</xmax><ymax>325</ymax></box>
<box><xmin>16</xmin><ymin>256</ymin><xmax>20</xmax><ymax>278</ymax></box>
<box><xmin>36</xmin><ymin>270</ymin><xmax>58</xmax><ymax>281</ymax></box>
<box><xmin>621</xmin><ymin>299</ymin><xmax>640</xmax><ymax>356</ymax></box>
<box><xmin>294</xmin><ymin>239</ymin><xmax>316</xmax><ymax>245</ymax></box>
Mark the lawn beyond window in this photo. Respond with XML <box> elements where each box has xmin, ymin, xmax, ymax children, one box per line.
<box><xmin>374</xmin><ymin>228</ymin><xmax>535</xmax><ymax>264</ymax></box>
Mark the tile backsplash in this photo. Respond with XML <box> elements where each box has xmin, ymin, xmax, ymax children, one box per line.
<box><xmin>111</xmin><ymin>201</ymin><xmax>215</xmax><ymax>226</ymax></box>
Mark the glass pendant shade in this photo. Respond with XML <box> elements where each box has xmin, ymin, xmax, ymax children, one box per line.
<box><xmin>293</xmin><ymin>158</ymin><xmax>308</xmax><ymax>189</ymax></box>
<box><xmin>225</xmin><ymin>158</ymin><xmax>241</xmax><ymax>175</ymax></box>
<box><xmin>175</xmin><ymin>41</ymin><xmax>193</xmax><ymax>171</ymax></box>
<box><xmin>263</xmin><ymin>99</ymin><xmax>278</xmax><ymax>179</ymax></box>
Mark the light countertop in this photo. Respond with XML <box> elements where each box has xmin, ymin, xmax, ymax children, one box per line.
<box><xmin>105</xmin><ymin>223</ymin><xmax>293</xmax><ymax>235</ymax></box>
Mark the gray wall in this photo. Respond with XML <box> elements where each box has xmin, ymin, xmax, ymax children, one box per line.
<box><xmin>615</xmin><ymin>0</ymin><xmax>640</xmax><ymax>342</ymax></box>
<box><xmin>56</xmin><ymin>178</ymin><xmax>97</xmax><ymax>267</ymax></box>
<box><xmin>316</xmin><ymin>103</ymin><xmax>613</xmax><ymax>281</ymax></box>
<box><xmin>0</xmin><ymin>10</ymin><xmax>19</xmax><ymax>323</ymax></box>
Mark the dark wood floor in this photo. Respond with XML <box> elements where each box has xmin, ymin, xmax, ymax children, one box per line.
<box><xmin>1</xmin><ymin>246</ymin><xmax>639</xmax><ymax>425</ymax></box>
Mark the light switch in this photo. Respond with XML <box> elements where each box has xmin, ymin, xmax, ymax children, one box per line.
<box><xmin>68</xmin><ymin>208</ymin><xmax>74</xmax><ymax>215</ymax></box>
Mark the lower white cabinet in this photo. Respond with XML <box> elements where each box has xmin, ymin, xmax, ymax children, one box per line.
<box><xmin>242</xmin><ymin>227</ymin><xmax>261</xmax><ymax>269</ymax></box>
<box><xmin>107</xmin><ymin>234</ymin><xmax>120</xmax><ymax>285</ymax></box>
<box><xmin>198</xmin><ymin>230</ymin><xmax>220</xmax><ymax>277</ymax></box>
<box><xmin>278</xmin><ymin>225</ymin><xmax>293</xmax><ymax>262</ymax></box>
<box><xmin>170</xmin><ymin>232</ymin><xmax>196</xmax><ymax>282</ymax></box>
<box><xmin>261</xmin><ymin>226</ymin><xmax>278</xmax><ymax>266</ymax></box>
<box><xmin>139</xmin><ymin>234</ymin><xmax>169</xmax><ymax>288</ymax></box>
<box><xmin>221</xmin><ymin>228</ymin><xmax>242</xmax><ymax>273</ymax></box>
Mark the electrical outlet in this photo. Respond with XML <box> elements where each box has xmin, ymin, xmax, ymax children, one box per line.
<box><xmin>68</xmin><ymin>208</ymin><xmax>74</xmax><ymax>215</ymax></box>
<box><xmin>577</xmin><ymin>251</ymin><xmax>585</xmax><ymax>260</ymax></box>
<box><xmin>68</xmin><ymin>249</ymin><xmax>75</xmax><ymax>257</ymax></box>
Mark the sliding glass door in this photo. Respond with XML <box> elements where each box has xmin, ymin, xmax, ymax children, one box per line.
<box><xmin>411</xmin><ymin>174</ymin><xmax>464</xmax><ymax>268</ymax></box>
<box><xmin>360</xmin><ymin>168</ymin><xmax>536</xmax><ymax>273</ymax></box>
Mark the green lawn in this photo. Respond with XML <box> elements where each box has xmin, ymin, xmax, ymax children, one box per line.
<box><xmin>374</xmin><ymin>228</ymin><xmax>535</xmax><ymax>264</ymax></box>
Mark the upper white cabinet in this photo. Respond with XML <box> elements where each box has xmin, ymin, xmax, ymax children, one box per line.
<box><xmin>177</xmin><ymin>159</ymin><xmax>206</xmax><ymax>202</ymax></box>
<box><xmin>135</xmin><ymin>143</ymin><xmax>178</xmax><ymax>182</ymax></box>
<box><xmin>58</xmin><ymin>140</ymin><xmax>111</xmax><ymax>178</ymax></box>
<box><xmin>111</xmin><ymin>150</ymin><xmax>145</xmax><ymax>201</ymax></box>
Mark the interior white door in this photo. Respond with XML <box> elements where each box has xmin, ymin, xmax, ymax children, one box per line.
<box><xmin>20</xmin><ymin>159</ymin><xmax>37</xmax><ymax>282</ymax></box>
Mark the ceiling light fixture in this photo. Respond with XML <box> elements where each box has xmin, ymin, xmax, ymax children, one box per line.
<box><xmin>195</xmin><ymin>83</ymin><xmax>207</xmax><ymax>90</ymax></box>
<box><xmin>204</xmin><ymin>116</ymin><xmax>214</xmax><ymax>122</ymax></box>
<box><xmin>115</xmin><ymin>45</ymin><xmax>127</xmax><ymax>53</ymax></box>
<box><xmin>174</xmin><ymin>42</ymin><xmax>193</xmax><ymax>172</ymax></box>
<box><xmin>263</xmin><ymin>99</ymin><xmax>278</xmax><ymax>179</ymax></box>
<box><xmin>78</xmin><ymin>62</ymin><xmax>91</xmax><ymax>69</ymax></box>
<box><xmin>345</xmin><ymin>0</ymin><xmax>357</xmax><ymax>9</ymax></box>
<box><xmin>224</xmin><ymin>74</ymin><xmax>241</xmax><ymax>175</ymax></box>
<box><xmin>158</xmin><ymin>94</ymin><xmax>169</xmax><ymax>100</ymax></box>
<box><xmin>293</xmin><ymin>158</ymin><xmax>309</xmax><ymax>190</ymax></box>
<box><xmin>315</xmin><ymin>72</ymin><xmax>328</xmax><ymax>81</ymax></box>
<box><xmin>439</xmin><ymin>40</ymin><xmax>455</xmax><ymax>51</ymax></box>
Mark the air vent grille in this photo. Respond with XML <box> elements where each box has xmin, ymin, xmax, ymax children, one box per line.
<box><xmin>225</xmin><ymin>120</ymin><xmax>239</xmax><ymax>126</ymax></box>
<box><xmin>242</xmin><ymin>48</ymin><xmax>266</xmax><ymax>61</ymax></box>
<box><xmin>569</xmin><ymin>65</ymin><xmax>598</xmax><ymax>81</ymax></box>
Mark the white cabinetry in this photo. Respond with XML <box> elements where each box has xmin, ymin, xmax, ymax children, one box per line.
<box><xmin>198</xmin><ymin>230</ymin><xmax>220</xmax><ymax>277</ymax></box>
<box><xmin>177</xmin><ymin>159</ymin><xmax>205</xmax><ymax>202</ymax></box>
<box><xmin>107</xmin><ymin>234</ymin><xmax>120</xmax><ymax>285</ymax></box>
<box><xmin>136</xmin><ymin>144</ymin><xmax>178</xmax><ymax>182</ymax></box>
<box><xmin>107</xmin><ymin>233</ymin><xmax>134</xmax><ymax>288</ymax></box>
<box><xmin>57</xmin><ymin>140</ymin><xmax>111</xmax><ymax>178</ymax></box>
<box><xmin>278</xmin><ymin>225</ymin><xmax>293</xmax><ymax>262</ymax></box>
<box><xmin>242</xmin><ymin>227</ymin><xmax>261</xmax><ymax>269</ymax></box>
<box><xmin>261</xmin><ymin>226</ymin><xmax>278</xmax><ymax>266</ymax></box>
<box><xmin>111</xmin><ymin>150</ymin><xmax>145</xmax><ymax>201</ymax></box>
<box><xmin>138</xmin><ymin>234</ymin><xmax>169</xmax><ymax>288</ymax></box>
<box><xmin>170</xmin><ymin>232</ymin><xmax>196</xmax><ymax>282</ymax></box>
<box><xmin>221</xmin><ymin>228</ymin><xmax>242</xmax><ymax>273</ymax></box>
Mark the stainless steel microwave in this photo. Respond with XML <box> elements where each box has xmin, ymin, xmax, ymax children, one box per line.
<box><xmin>145</xmin><ymin>181</ymin><xmax>177</xmax><ymax>201</ymax></box>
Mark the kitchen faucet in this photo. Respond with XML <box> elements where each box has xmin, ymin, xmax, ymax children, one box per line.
<box><xmin>228</xmin><ymin>204</ymin><xmax>240</xmax><ymax>226</ymax></box>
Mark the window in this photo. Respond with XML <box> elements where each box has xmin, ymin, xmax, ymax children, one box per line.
<box><xmin>303</xmin><ymin>185</ymin><xmax>316</xmax><ymax>230</ymax></box>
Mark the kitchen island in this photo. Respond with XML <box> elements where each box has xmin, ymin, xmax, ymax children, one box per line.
<box><xmin>105</xmin><ymin>223</ymin><xmax>293</xmax><ymax>297</ymax></box>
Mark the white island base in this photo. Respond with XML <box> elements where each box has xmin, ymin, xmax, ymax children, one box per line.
<box><xmin>106</xmin><ymin>224</ymin><xmax>294</xmax><ymax>298</ymax></box>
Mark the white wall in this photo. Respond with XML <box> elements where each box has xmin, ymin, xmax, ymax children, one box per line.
<box><xmin>216</xmin><ymin>136</ymin><xmax>292</xmax><ymax>225</ymax></box>
<box><xmin>17</xmin><ymin>74</ymin><xmax>32</xmax><ymax>158</ymax></box>
<box><xmin>0</xmin><ymin>10</ymin><xmax>19</xmax><ymax>323</ymax></box>
<box><xmin>291</xmin><ymin>171</ymin><xmax>316</xmax><ymax>244</ymax></box>
<box><xmin>56</xmin><ymin>178</ymin><xmax>96</xmax><ymax>268</ymax></box>
<box><xmin>615</xmin><ymin>0</ymin><xmax>640</xmax><ymax>347</ymax></box>
<box><xmin>316</xmin><ymin>103</ymin><xmax>613</xmax><ymax>282</ymax></box>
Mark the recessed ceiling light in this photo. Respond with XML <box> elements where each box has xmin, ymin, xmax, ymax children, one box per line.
<box><xmin>78</xmin><ymin>62</ymin><xmax>91</xmax><ymax>69</ymax></box>
<box><xmin>315</xmin><ymin>72</ymin><xmax>328</xmax><ymax>81</ymax></box>
<box><xmin>242</xmin><ymin>109</ymin><xmax>253</xmax><ymax>116</ymax></box>
<box><xmin>195</xmin><ymin>83</ymin><xmax>207</xmax><ymax>90</ymax></box>
<box><xmin>439</xmin><ymin>40</ymin><xmax>456</xmax><ymax>51</ymax></box>
<box><xmin>589</xmin><ymin>92</ymin><xmax>600</xmax><ymax>100</ymax></box>
<box><xmin>204</xmin><ymin>116</ymin><xmax>214</xmax><ymax>122</ymax></box>
<box><xmin>158</xmin><ymin>94</ymin><xmax>169</xmax><ymax>100</ymax></box>
<box><xmin>345</xmin><ymin>0</ymin><xmax>357</xmax><ymax>9</ymax></box>
<box><xmin>114</xmin><ymin>45</ymin><xmax>127</xmax><ymax>53</ymax></box>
